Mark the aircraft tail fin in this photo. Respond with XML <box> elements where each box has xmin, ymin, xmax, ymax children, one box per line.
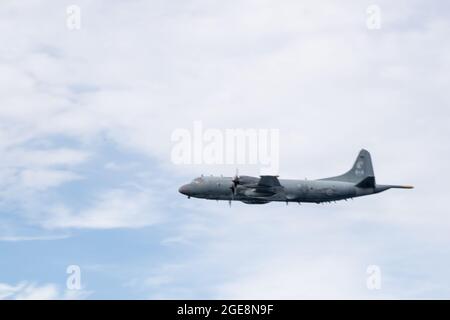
<box><xmin>321</xmin><ymin>149</ymin><xmax>375</xmax><ymax>185</ymax></box>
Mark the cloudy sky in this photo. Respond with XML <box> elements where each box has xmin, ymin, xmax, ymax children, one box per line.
<box><xmin>0</xmin><ymin>0</ymin><xmax>449</xmax><ymax>299</ymax></box>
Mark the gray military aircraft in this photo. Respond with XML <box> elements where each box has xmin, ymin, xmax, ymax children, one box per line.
<box><xmin>178</xmin><ymin>149</ymin><xmax>413</xmax><ymax>205</ymax></box>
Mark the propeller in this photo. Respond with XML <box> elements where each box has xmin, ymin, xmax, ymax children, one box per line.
<box><xmin>230</xmin><ymin>168</ymin><xmax>240</xmax><ymax>199</ymax></box>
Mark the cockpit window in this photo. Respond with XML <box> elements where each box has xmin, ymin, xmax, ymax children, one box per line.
<box><xmin>192</xmin><ymin>177</ymin><xmax>203</xmax><ymax>184</ymax></box>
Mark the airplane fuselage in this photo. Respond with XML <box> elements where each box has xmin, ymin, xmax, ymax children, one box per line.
<box><xmin>179</xmin><ymin>176</ymin><xmax>385</xmax><ymax>204</ymax></box>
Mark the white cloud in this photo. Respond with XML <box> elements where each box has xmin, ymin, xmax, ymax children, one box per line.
<box><xmin>42</xmin><ymin>189</ymin><xmax>162</xmax><ymax>229</ymax></box>
<box><xmin>20</xmin><ymin>169</ymin><xmax>82</xmax><ymax>191</ymax></box>
<box><xmin>140</xmin><ymin>200</ymin><xmax>450</xmax><ymax>299</ymax></box>
<box><xmin>215</xmin><ymin>255</ymin><xmax>367</xmax><ymax>299</ymax></box>
<box><xmin>0</xmin><ymin>234</ymin><xmax>69</xmax><ymax>242</ymax></box>
<box><xmin>13</xmin><ymin>283</ymin><xmax>59</xmax><ymax>300</ymax></box>
<box><xmin>1</xmin><ymin>0</ymin><xmax>449</xmax><ymax>182</ymax></box>
<box><xmin>11</xmin><ymin>148</ymin><xmax>89</xmax><ymax>167</ymax></box>
<box><xmin>0</xmin><ymin>281</ymin><xmax>91</xmax><ymax>300</ymax></box>
<box><xmin>0</xmin><ymin>147</ymin><xmax>88</xmax><ymax>195</ymax></box>
<box><xmin>0</xmin><ymin>282</ymin><xmax>23</xmax><ymax>300</ymax></box>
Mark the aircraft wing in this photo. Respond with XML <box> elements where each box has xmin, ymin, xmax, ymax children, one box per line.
<box><xmin>257</xmin><ymin>175</ymin><xmax>281</xmax><ymax>187</ymax></box>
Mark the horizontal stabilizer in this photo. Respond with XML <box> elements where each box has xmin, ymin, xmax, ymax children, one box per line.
<box><xmin>356</xmin><ymin>176</ymin><xmax>376</xmax><ymax>188</ymax></box>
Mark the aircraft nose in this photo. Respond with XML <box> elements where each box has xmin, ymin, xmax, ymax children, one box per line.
<box><xmin>178</xmin><ymin>184</ymin><xmax>191</xmax><ymax>196</ymax></box>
